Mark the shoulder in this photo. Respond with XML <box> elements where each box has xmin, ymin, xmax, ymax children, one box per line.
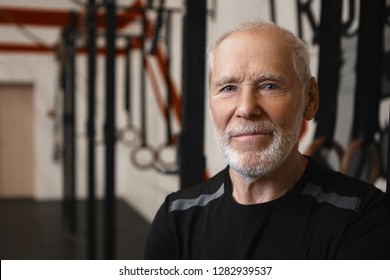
<box><xmin>166</xmin><ymin>168</ymin><xmax>227</xmax><ymax>212</ymax></box>
<box><xmin>171</xmin><ymin>168</ymin><xmax>226</xmax><ymax>199</ymax></box>
<box><xmin>305</xmin><ymin>157</ymin><xmax>388</xmax><ymax>213</ymax></box>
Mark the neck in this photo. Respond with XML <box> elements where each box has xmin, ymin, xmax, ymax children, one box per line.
<box><xmin>229</xmin><ymin>152</ymin><xmax>308</xmax><ymax>205</ymax></box>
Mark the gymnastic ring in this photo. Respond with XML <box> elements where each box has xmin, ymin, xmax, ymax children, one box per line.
<box><xmin>117</xmin><ymin>125</ymin><xmax>140</xmax><ymax>147</ymax></box>
<box><xmin>304</xmin><ymin>136</ymin><xmax>344</xmax><ymax>165</ymax></box>
<box><xmin>340</xmin><ymin>138</ymin><xmax>381</xmax><ymax>184</ymax></box>
<box><xmin>155</xmin><ymin>142</ymin><xmax>178</xmax><ymax>171</ymax></box>
<box><xmin>130</xmin><ymin>145</ymin><xmax>156</xmax><ymax>171</ymax></box>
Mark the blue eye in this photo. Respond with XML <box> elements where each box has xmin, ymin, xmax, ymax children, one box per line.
<box><xmin>264</xmin><ymin>83</ymin><xmax>277</xmax><ymax>90</ymax></box>
<box><xmin>222</xmin><ymin>85</ymin><xmax>237</xmax><ymax>91</ymax></box>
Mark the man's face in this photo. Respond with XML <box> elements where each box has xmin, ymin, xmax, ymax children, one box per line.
<box><xmin>209</xmin><ymin>29</ymin><xmax>306</xmax><ymax>179</ymax></box>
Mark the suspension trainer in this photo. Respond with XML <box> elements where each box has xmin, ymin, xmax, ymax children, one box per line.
<box><xmin>52</xmin><ymin>51</ymin><xmax>64</xmax><ymax>164</ymax></box>
<box><xmin>296</xmin><ymin>0</ymin><xmax>319</xmax><ymax>43</ymax></box>
<box><xmin>340</xmin><ymin>0</ymin><xmax>386</xmax><ymax>184</ymax></box>
<box><xmin>130</xmin><ymin>12</ymin><xmax>156</xmax><ymax>170</ymax></box>
<box><xmin>305</xmin><ymin>0</ymin><xmax>344</xmax><ymax>170</ymax></box>
<box><xmin>118</xmin><ymin>37</ymin><xmax>140</xmax><ymax>147</ymax></box>
<box><xmin>61</xmin><ymin>11</ymin><xmax>78</xmax><ymax>234</ymax></box>
<box><xmin>341</xmin><ymin>0</ymin><xmax>358</xmax><ymax>38</ymax></box>
<box><xmin>149</xmin><ymin>0</ymin><xmax>164</xmax><ymax>55</ymax></box>
<box><xmin>155</xmin><ymin>10</ymin><xmax>178</xmax><ymax>173</ymax></box>
<box><xmin>269</xmin><ymin>0</ymin><xmax>276</xmax><ymax>23</ymax></box>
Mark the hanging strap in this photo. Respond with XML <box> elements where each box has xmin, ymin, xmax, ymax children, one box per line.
<box><xmin>130</xmin><ymin>12</ymin><xmax>156</xmax><ymax>170</ymax></box>
<box><xmin>124</xmin><ymin>40</ymin><xmax>132</xmax><ymax>123</ymax></box>
<box><xmin>340</xmin><ymin>0</ymin><xmax>386</xmax><ymax>183</ymax></box>
<box><xmin>351</xmin><ymin>0</ymin><xmax>385</xmax><ymax>142</ymax></box>
<box><xmin>118</xmin><ymin>38</ymin><xmax>140</xmax><ymax>147</ymax></box>
<box><xmin>314</xmin><ymin>0</ymin><xmax>343</xmax><ymax>148</ymax></box>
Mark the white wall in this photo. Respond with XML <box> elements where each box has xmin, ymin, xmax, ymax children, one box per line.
<box><xmin>0</xmin><ymin>0</ymin><xmax>388</xmax><ymax>224</ymax></box>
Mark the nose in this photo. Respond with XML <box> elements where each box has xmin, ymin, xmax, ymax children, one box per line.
<box><xmin>235</xmin><ymin>87</ymin><xmax>263</xmax><ymax>119</ymax></box>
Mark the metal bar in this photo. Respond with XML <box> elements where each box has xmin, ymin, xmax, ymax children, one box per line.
<box><xmin>62</xmin><ymin>12</ymin><xmax>78</xmax><ymax>234</ymax></box>
<box><xmin>68</xmin><ymin>12</ymin><xmax>77</xmax><ymax>235</ymax></box>
<box><xmin>60</xmin><ymin>28</ymin><xmax>68</xmax><ymax>230</ymax></box>
<box><xmin>86</xmin><ymin>0</ymin><xmax>97</xmax><ymax>260</ymax></box>
<box><xmin>0</xmin><ymin>2</ymin><xmax>144</xmax><ymax>28</ymax></box>
<box><xmin>104</xmin><ymin>0</ymin><xmax>116</xmax><ymax>260</ymax></box>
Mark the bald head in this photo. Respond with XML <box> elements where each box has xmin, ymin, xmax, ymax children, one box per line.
<box><xmin>207</xmin><ymin>21</ymin><xmax>311</xmax><ymax>88</ymax></box>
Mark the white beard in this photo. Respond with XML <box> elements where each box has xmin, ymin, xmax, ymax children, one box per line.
<box><xmin>214</xmin><ymin>116</ymin><xmax>302</xmax><ymax>180</ymax></box>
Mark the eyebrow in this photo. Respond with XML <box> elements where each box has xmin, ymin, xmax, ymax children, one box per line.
<box><xmin>213</xmin><ymin>73</ymin><xmax>287</xmax><ymax>88</ymax></box>
<box><xmin>252</xmin><ymin>73</ymin><xmax>287</xmax><ymax>84</ymax></box>
<box><xmin>213</xmin><ymin>75</ymin><xmax>244</xmax><ymax>89</ymax></box>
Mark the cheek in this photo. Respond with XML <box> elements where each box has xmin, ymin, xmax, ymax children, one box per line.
<box><xmin>210</xmin><ymin>102</ymin><xmax>232</xmax><ymax>130</ymax></box>
<box><xmin>267</xmin><ymin>99</ymin><xmax>303</xmax><ymax>131</ymax></box>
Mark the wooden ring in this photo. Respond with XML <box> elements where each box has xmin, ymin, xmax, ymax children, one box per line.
<box><xmin>117</xmin><ymin>125</ymin><xmax>140</xmax><ymax>147</ymax></box>
<box><xmin>130</xmin><ymin>145</ymin><xmax>156</xmax><ymax>171</ymax></box>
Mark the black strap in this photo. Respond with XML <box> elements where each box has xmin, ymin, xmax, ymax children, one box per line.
<box><xmin>314</xmin><ymin>0</ymin><xmax>343</xmax><ymax>148</ymax></box>
<box><xmin>124</xmin><ymin>39</ymin><xmax>132</xmax><ymax>124</ymax></box>
<box><xmin>296</xmin><ymin>0</ymin><xmax>319</xmax><ymax>43</ymax></box>
<box><xmin>164</xmin><ymin>10</ymin><xmax>173</xmax><ymax>146</ymax></box>
<box><xmin>140</xmin><ymin>13</ymin><xmax>147</xmax><ymax>147</ymax></box>
<box><xmin>149</xmin><ymin>0</ymin><xmax>165</xmax><ymax>55</ymax></box>
<box><xmin>351</xmin><ymin>0</ymin><xmax>385</xmax><ymax>142</ymax></box>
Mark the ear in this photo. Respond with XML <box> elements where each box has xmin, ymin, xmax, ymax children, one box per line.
<box><xmin>303</xmin><ymin>77</ymin><xmax>319</xmax><ymax>121</ymax></box>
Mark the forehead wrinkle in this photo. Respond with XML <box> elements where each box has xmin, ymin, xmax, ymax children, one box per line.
<box><xmin>213</xmin><ymin>67</ymin><xmax>290</xmax><ymax>89</ymax></box>
<box><xmin>234</xmin><ymin>71</ymin><xmax>288</xmax><ymax>87</ymax></box>
<box><xmin>249</xmin><ymin>72</ymin><xmax>288</xmax><ymax>84</ymax></box>
<box><xmin>213</xmin><ymin>74</ymin><xmax>245</xmax><ymax>88</ymax></box>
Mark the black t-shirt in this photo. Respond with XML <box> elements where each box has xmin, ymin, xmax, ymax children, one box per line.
<box><xmin>144</xmin><ymin>157</ymin><xmax>390</xmax><ymax>259</ymax></box>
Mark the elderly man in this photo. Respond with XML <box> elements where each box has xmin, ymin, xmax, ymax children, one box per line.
<box><xmin>144</xmin><ymin>20</ymin><xmax>390</xmax><ymax>259</ymax></box>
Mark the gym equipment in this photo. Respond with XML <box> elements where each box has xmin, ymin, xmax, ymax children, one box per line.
<box><xmin>103</xmin><ymin>0</ymin><xmax>117</xmax><ymax>260</ymax></box>
<box><xmin>340</xmin><ymin>0</ymin><xmax>385</xmax><ymax>184</ymax></box>
<box><xmin>154</xmin><ymin>10</ymin><xmax>178</xmax><ymax>173</ymax></box>
<box><xmin>86</xmin><ymin>0</ymin><xmax>97</xmax><ymax>260</ymax></box>
<box><xmin>178</xmin><ymin>0</ymin><xmax>207</xmax><ymax>188</ymax></box>
<box><xmin>130</xmin><ymin>12</ymin><xmax>156</xmax><ymax>171</ymax></box>
<box><xmin>118</xmin><ymin>38</ymin><xmax>140</xmax><ymax>147</ymax></box>
<box><xmin>60</xmin><ymin>11</ymin><xmax>78</xmax><ymax>234</ymax></box>
<box><xmin>52</xmin><ymin>52</ymin><xmax>64</xmax><ymax>163</ymax></box>
<box><xmin>341</xmin><ymin>0</ymin><xmax>358</xmax><ymax>38</ymax></box>
<box><xmin>304</xmin><ymin>0</ymin><xmax>344</xmax><ymax>170</ymax></box>
<box><xmin>149</xmin><ymin>0</ymin><xmax>165</xmax><ymax>55</ymax></box>
<box><xmin>296</xmin><ymin>0</ymin><xmax>319</xmax><ymax>44</ymax></box>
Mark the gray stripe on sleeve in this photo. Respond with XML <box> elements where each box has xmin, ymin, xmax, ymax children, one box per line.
<box><xmin>303</xmin><ymin>183</ymin><xmax>361</xmax><ymax>211</ymax></box>
<box><xmin>169</xmin><ymin>183</ymin><xmax>225</xmax><ymax>212</ymax></box>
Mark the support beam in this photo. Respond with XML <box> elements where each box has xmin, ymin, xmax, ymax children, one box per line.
<box><xmin>0</xmin><ymin>1</ymin><xmax>143</xmax><ymax>29</ymax></box>
<box><xmin>179</xmin><ymin>0</ymin><xmax>207</xmax><ymax>188</ymax></box>
<box><xmin>104</xmin><ymin>0</ymin><xmax>117</xmax><ymax>260</ymax></box>
<box><xmin>62</xmin><ymin>11</ymin><xmax>78</xmax><ymax>233</ymax></box>
<box><xmin>86</xmin><ymin>0</ymin><xmax>97</xmax><ymax>260</ymax></box>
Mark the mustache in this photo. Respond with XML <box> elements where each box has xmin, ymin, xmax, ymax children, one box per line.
<box><xmin>224</xmin><ymin>121</ymin><xmax>276</xmax><ymax>140</ymax></box>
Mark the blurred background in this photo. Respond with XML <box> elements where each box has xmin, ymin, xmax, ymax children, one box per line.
<box><xmin>0</xmin><ymin>0</ymin><xmax>389</xmax><ymax>259</ymax></box>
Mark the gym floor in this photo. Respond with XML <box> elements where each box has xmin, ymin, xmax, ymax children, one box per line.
<box><xmin>0</xmin><ymin>199</ymin><xmax>150</xmax><ymax>260</ymax></box>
